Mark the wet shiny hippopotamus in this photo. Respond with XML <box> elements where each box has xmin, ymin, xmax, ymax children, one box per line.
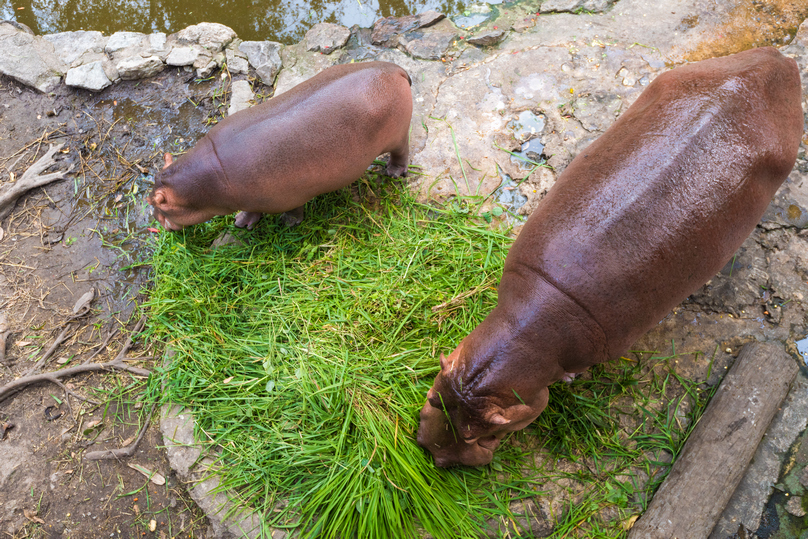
<box><xmin>417</xmin><ymin>47</ymin><xmax>804</xmax><ymax>467</ymax></box>
<box><xmin>147</xmin><ymin>61</ymin><xmax>413</xmax><ymax>231</ymax></box>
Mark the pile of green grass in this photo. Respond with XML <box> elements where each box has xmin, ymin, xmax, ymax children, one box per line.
<box><xmin>144</xmin><ymin>175</ymin><xmax>710</xmax><ymax>538</ymax></box>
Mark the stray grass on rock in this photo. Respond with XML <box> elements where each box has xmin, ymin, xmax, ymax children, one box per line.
<box><xmin>144</xmin><ymin>174</ymin><xmax>710</xmax><ymax>538</ymax></box>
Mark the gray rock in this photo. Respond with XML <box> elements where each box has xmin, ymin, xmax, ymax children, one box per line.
<box><xmin>800</xmin><ymin>465</ymin><xmax>808</xmax><ymax>489</ymax></box>
<box><xmin>228</xmin><ymin>80</ymin><xmax>254</xmax><ymax>116</ymax></box>
<box><xmin>540</xmin><ymin>0</ymin><xmax>613</xmax><ymax>13</ymax></box>
<box><xmin>116</xmin><ymin>55</ymin><xmax>164</xmax><ymax>80</ymax></box>
<box><xmin>371</xmin><ymin>10</ymin><xmax>445</xmax><ymax>46</ymax></box>
<box><xmin>149</xmin><ymin>32</ymin><xmax>168</xmax><ymax>52</ymax></box>
<box><xmin>105</xmin><ymin>31</ymin><xmax>146</xmax><ymax>54</ymax></box>
<box><xmin>224</xmin><ymin>40</ymin><xmax>249</xmax><ymax>74</ymax></box>
<box><xmin>467</xmin><ymin>29</ymin><xmax>507</xmax><ymax>47</ymax></box>
<box><xmin>196</xmin><ymin>57</ymin><xmax>219</xmax><ymax>78</ymax></box>
<box><xmin>43</xmin><ymin>31</ymin><xmax>107</xmax><ymax>65</ymax></box>
<box><xmin>540</xmin><ymin>0</ymin><xmax>585</xmax><ymax>13</ymax></box>
<box><xmin>75</xmin><ymin>51</ymin><xmax>119</xmax><ymax>82</ymax></box>
<box><xmin>582</xmin><ymin>0</ymin><xmax>613</xmax><ymax>11</ymax></box>
<box><xmin>0</xmin><ymin>22</ymin><xmax>64</xmax><ymax>92</ymax></box>
<box><xmin>786</xmin><ymin>496</ymin><xmax>807</xmax><ymax>518</ymax></box>
<box><xmin>172</xmin><ymin>22</ymin><xmax>235</xmax><ymax>53</ymax></box>
<box><xmin>239</xmin><ymin>41</ymin><xmax>283</xmax><ymax>85</ymax></box>
<box><xmin>65</xmin><ymin>61</ymin><xmax>112</xmax><ymax>91</ymax></box>
<box><xmin>165</xmin><ymin>45</ymin><xmax>206</xmax><ymax>67</ymax></box>
<box><xmin>399</xmin><ymin>30</ymin><xmax>456</xmax><ymax>60</ymax></box>
<box><xmin>225</xmin><ymin>51</ymin><xmax>250</xmax><ymax>74</ymax></box>
<box><xmin>305</xmin><ymin>23</ymin><xmax>350</xmax><ymax>54</ymax></box>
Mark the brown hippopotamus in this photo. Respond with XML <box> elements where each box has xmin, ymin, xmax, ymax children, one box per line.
<box><xmin>417</xmin><ymin>46</ymin><xmax>804</xmax><ymax>467</ymax></box>
<box><xmin>147</xmin><ymin>61</ymin><xmax>413</xmax><ymax>231</ymax></box>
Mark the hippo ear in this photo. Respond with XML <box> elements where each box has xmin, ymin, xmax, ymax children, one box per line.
<box><xmin>151</xmin><ymin>190</ymin><xmax>166</xmax><ymax>207</ymax></box>
<box><xmin>439</xmin><ymin>353</ymin><xmax>450</xmax><ymax>371</ymax></box>
<box><xmin>163</xmin><ymin>153</ymin><xmax>173</xmax><ymax>169</ymax></box>
<box><xmin>439</xmin><ymin>342</ymin><xmax>464</xmax><ymax>372</ymax></box>
<box><xmin>485</xmin><ymin>404</ymin><xmax>539</xmax><ymax>430</ymax></box>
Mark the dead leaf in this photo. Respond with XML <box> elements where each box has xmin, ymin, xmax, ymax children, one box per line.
<box><xmin>127</xmin><ymin>463</ymin><xmax>166</xmax><ymax>485</ymax></box>
<box><xmin>223</xmin><ymin>376</ymin><xmax>233</xmax><ymax>384</ymax></box>
<box><xmin>121</xmin><ymin>435</ymin><xmax>136</xmax><ymax>446</ymax></box>
<box><xmin>133</xmin><ymin>503</ymin><xmax>140</xmax><ymax>516</ymax></box>
<box><xmin>16</xmin><ymin>341</ymin><xmax>31</xmax><ymax>347</ymax></box>
<box><xmin>23</xmin><ymin>509</ymin><xmax>45</xmax><ymax>524</ymax></box>
<box><xmin>57</xmin><ymin>356</ymin><xmax>70</xmax><ymax>364</ymax></box>
<box><xmin>72</xmin><ymin>289</ymin><xmax>95</xmax><ymax>314</ymax></box>
<box><xmin>622</xmin><ymin>514</ymin><xmax>639</xmax><ymax>530</ymax></box>
<box><xmin>82</xmin><ymin>420</ymin><xmax>101</xmax><ymax>434</ymax></box>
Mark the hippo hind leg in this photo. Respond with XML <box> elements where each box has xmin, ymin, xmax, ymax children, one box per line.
<box><xmin>235</xmin><ymin>211</ymin><xmax>263</xmax><ymax>229</ymax></box>
<box><xmin>385</xmin><ymin>138</ymin><xmax>410</xmax><ymax>178</ymax></box>
<box><xmin>280</xmin><ymin>206</ymin><xmax>304</xmax><ymax>227</ymax></box>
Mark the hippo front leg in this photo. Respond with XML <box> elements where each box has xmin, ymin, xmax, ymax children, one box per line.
<box><xmin>234</xmin><ymin>211</ymin><xmax>263</xmax><ymax>229</ymax></box>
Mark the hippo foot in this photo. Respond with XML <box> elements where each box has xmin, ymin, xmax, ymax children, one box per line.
<box><xmin>561</xmin><ymin>372</ymin><xmax>578</xmax><ymax>383</ymax></box>
<box><xmin>385</xmin><ymin>162</ymin><xmax>409</xmax><ymax>178</ymax></box>
<box><xmin>280</xmin><ymin>206</ymin><xmax>304</xmax><ymax>227</ymax></box>
<box><xmin>235</xmin><ymin>211</ymin><xmax>263</xmax><ymax>229</ymax></box>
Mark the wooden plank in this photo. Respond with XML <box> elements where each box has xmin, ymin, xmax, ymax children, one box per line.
<box><xmin>629</xmin><ymin>341</ymin><xmax>799</xmax><ymax>539</ymax></box>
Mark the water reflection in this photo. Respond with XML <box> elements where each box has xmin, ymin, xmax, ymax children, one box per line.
<box><xmin>1</xmin><ymin>0</ymin><xmax>473</xmax><ymax>43</ymax></box>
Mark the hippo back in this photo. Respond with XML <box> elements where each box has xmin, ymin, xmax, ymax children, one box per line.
<box><xmin>504</xmin><ymin>46</ymin><xmax>803</xmax><ymax>361</ymax></box>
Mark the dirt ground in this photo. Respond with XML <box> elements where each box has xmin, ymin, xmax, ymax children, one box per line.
<box><xmin>0</xmin><ymin>68</ymin><xmax>249</xmax><ymax>538</ymax></box>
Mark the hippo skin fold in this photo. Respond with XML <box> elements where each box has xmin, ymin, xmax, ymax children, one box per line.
<box><xmin>147</xmin><ymin>61</ymin><xmax>412</xmax><ymax>231</ymax></box>
<box><xmin>417</xmin><ymin>46</ymin><xmax>804</xmax><ymax>467</ymax></box>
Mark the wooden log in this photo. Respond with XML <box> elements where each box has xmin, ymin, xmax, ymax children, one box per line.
<box><xmin>629</xmin><ymin>341</ymin><xmax>798</xmax><ymax>539</ymax></box>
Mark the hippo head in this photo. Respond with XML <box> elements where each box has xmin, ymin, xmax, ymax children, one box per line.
<box><xmin>147</xmin><ymin>153</ymin><xmax>224</xmax><ymax>231</ymax></box>
<box><xmin>417</xmin><ymin>342</ymin><xmax>550</xmax><ymax>467</ymax></box>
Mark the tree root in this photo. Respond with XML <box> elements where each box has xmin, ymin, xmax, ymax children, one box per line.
<box><xmin>84</xmin><ymin>403</ymin><xmax>157</xmax><ymax>461</ymax></box>
<box><xmin>0</xmin><ymin>143</ymin><xmax>74</xmax><ymax>221</ymax></box>
<box><xmin>0</xmin><ymin>316</ymin><xmax>151</xmax><ymax>411</ymax></box>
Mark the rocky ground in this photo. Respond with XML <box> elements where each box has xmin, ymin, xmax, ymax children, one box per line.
<box><xmin>2</xmin><ymin>0</ymin><xmax>808</xmax><ymax>537</ymax></box>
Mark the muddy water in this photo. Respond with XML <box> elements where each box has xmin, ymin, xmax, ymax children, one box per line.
<box><xmin>0</xmin><ymin>0</ymin><xmax>486</xmax><ymax>44</ymax></box>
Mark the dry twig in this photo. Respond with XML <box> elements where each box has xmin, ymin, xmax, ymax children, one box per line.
<box><xmin>0</xmin><ymin>312</ymin><xmax>9</xmax><ymax>364</ymax></box>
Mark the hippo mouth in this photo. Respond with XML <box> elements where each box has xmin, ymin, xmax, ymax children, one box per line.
<box><xmin>151</xmin><ymin>209</ymin><xmax>183</xmax><ymax>231</ymax></box>
<box><xmin>417</xmin><ymin>399</ymin><xmax>500</xmax><ymax>467</ymax></box>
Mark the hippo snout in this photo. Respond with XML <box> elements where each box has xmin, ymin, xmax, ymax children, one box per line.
<box><xmin>417</xmin><ymin>399</ymin><xmax>496</xmax><ymax>467</ymax></box>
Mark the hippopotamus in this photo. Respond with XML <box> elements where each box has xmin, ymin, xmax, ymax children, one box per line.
<box><xmin>417</xmin><ymin>46</ymin><xmax>803</xmax><ymax>467</ymax></box>
<box><xmin>147</xmin><ymin>61</ymin><xmax>413</xmax><ymax>231</ymax></box>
